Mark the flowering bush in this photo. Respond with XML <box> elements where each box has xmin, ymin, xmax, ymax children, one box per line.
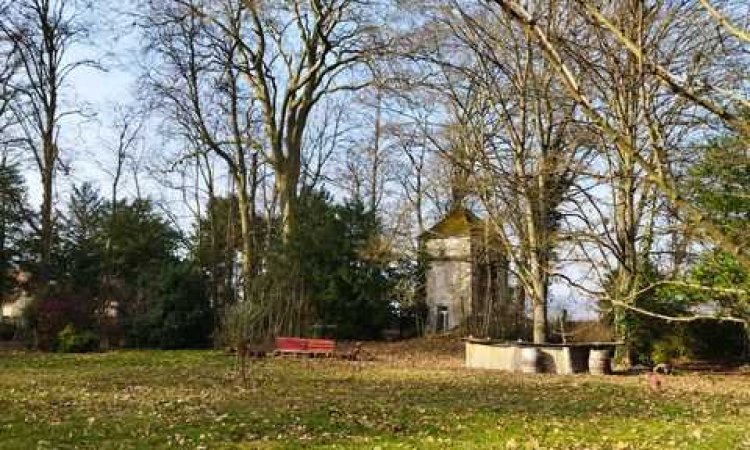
<box><xmin>27</xmin><ymin>287</ymin><xmax>94</xmax><ymax>350</ymax></box>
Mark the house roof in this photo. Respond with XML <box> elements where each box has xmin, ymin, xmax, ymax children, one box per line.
<box><xmin>1</xmin><ymin>270</ymin><xmax>31</xmax><ymax>305</ymax></box>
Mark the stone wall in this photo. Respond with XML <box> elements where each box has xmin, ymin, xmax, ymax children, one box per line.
<box><xmin>465</xmin><ymin>341</ymin><xmax>607</xmax><ymax>374</ymax></box>
<box><xmin>465</xmin><ymin>341</ymin><xmax>519</xmax><ymax>371</ymax></box>
<box><xmin>425</xmin><ymin>236</ymin><xmax>473</xmax><ymax>331</ymax></box>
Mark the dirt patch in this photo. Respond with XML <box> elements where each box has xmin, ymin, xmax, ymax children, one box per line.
<box><xmin>361</xmin><ymin>334</ymin><xmax>465</xmax><ymax>369</ymax></box>
<box><xmin>0</xmin><ymin>341</ymin><xmax>26</xmax><ymax>352</ymax></box>
<box><xmin>674</xmin><ymin>360</ymin><xmax>750</xmax><ymax>376</ymax></box>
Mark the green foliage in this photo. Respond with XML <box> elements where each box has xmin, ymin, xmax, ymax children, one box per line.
<box><xmin>233</xmin><ymin>191</ymin><xmax>398</xmax><ymax>340</ymax></box>
<box><xmin>601</xmin><ymin>256</ymin><xmax>749</xmax><ymax>364</ymax></box>
<box><xmin>24</xmin><ymin>283</ymin><xmax>97</xmax><ymax>351</ymax></box>
<box><xmin>646</xmin><ymin>319</ymin><xmax>747</xmax><ymax>364</ymax></box>
<box><xmin>606</xmin><ymin>263</ymin><xmax>747</xmax><ymax>364</ymax></box>
<box><xmin>388</xmin><ymin>255</ymin><xmax>429</xmax><ymax>338</ymax></box>
<box><xmin>53</xmin><ymin>183</ymin><xmax>181</xmax><ymax>295</ymax></box>
<box><xmin>683</xmin><ymin>136</ymin><xmax>750</xmax><ymax>319</ymax></box>
<box><xmin>0</xmin><ymin>320</ymin><xmax>15</xmax><ymax>340</ymax></box>
<box><xmin>56</xmin><ymin>324</ymin><xmax>99</xmax><ymax>353</ymax></box>
<box><xmin>193</xmin><ymin>196</ymin><xmax>243</xmax><ymax>330</ymax></box>
<box><xmin>0</xmin><ymin>160</ymin><xmax>30</xmax><ymax>296</ymax></box>
<box><xmin>602</xmin><ymin>259</ymin><xmax>746</xmax><ymax>363</ymax></box>
<box><xmin>602</xmin><ymin>260</ymin><xmax>674</xmax><ymax>363</ymax></box>
<box><xmin>5</xmin><ymin>184</ymin><xmax>194</xmax><ymax>350</ymax></box>
<box><xmin>194</xmin><ymin>196</ymin><xmax>242</xmax><ymax>267</ymax></box>
<box><xmin>692</xmin><ymin>252</ymin><xmax>748</xmax><ymax>288</ymax></box>
<box><xmin>55</xmin><ymin>183</ymin><xmax>106</xmax><ymax>295</ymax></box>
<box><xmin>687</xmin><ymin>137</ymin><xmax>749</xmax><ymax>246</ymax></box>
<box><xmin>605</xmin><ymin>135</ymin><xmax>750</xmax><ymax>363</ymax></box>
<box><xmin>638</xmin><ymin>135</ymin><xmax>750</xmax><ymax>361</ymax></box>
<box><xmin>103</xmin><ymin>198</ymin><xmax>184</xmax><ymax>346</ymax></box>
<box><xmin>684</xmin><ymin>320</ymin><xmax>747</xmax><ymax>361</ymax></box>
<box><xmin>644</xmin><ymin>253</ymin><xmax>750</xmax><ymax>362</ymax></box>
<box><xmin>126</xmin><ymin>263</ymin><xmax>213</xmax><ymax>349</ymax></box>
<box><xmin>687</xmin><ymin>251</ymin><xmax>750</xmax><ymax>320</ymax></box>
<box><xmin>290</xmin><ymin>192</ymin><xmax>395</xmax><ymax>339</ymax></box>
<box><xmin>650</xmin><ymin>334</ymin><xmax>689</xmax><ymax>364</ymax></box>
<box><xmin>106</xmin><ymin>198</ymin><xmax>181</xmax><ymax>282</ymax></box>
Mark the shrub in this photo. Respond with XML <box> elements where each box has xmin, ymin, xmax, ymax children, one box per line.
<box><xmin>27</xmin><ymin>285</ymin><xmax>94</xmax><ymax>351</ymax></box>
<box><xmin>57</xmin><ymin>324</ymin><xmax>99</xmax><ymax>353</ymax></box>
<box><xmin>125</xmin><ymin>263</ymin><xmax>213</xmax><ymax>349</ymax></box>
<box><xmin>685</xmin><ymin>320</ymin><xmax>747</xmax><ymax>361</ymax></box>
<box><xmin>651</xmin><ymin>334</ymin><xmax>689</xmax><ymax>364</ymax></box>
<box><xmin>567</xmin><ymin>321</ymin><xmax>615</xmax><ymax>343</ymax></box>
<box><xmin>0</xmin><ymin>321</ymin><xmax>16</xmax><ymax>340</ymax></box>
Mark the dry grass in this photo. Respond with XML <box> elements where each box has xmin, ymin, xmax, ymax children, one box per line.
<box><xmin>0</xmin><ymin>339</ymin><xmax>749</xmax><ymax>449</ymax></box>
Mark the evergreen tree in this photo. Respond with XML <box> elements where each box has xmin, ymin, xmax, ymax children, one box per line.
<box><xmin>0</xmin><ymin>160</ymin><xmax>30</xmax><ymax>296</ymax></box>
<box><xmin>194</xmin><ymin>196</ymin><xmax>242</xmax><ymax>318</ymax></box>
<box><xmin>685</xmin><ymin>136</ymin><xmax>750</xmax><ymax>320</ymax></box>
<box><xmin>127</xmin><ymin>262</ymin><xmax>213</xmax><ymax>349</ymax></box>
<box><xmin>292</xmin><ymin>192</ymin><xmax>395</xmax><ymax>339</ymax></box>
<box><xmin>57</xmin><ymin>183</ymin><xmax>106</xmax><ymax>296</ymax></box>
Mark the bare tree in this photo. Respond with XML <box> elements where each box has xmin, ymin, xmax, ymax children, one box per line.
<box><xmin>94</xmin><ymin>104</ymin><xmax>144</xmax><ymax>319</ymax></box>
<box><xmin>187</xmin><ymin>0</ymin><xmax>389</xmax><ymax>241</ymax></box>
<box><xmin>484</xmin><ymin>0</ymin><xmax>750</xmax><ymax>343</ymax></box>
<box><xmin>299</xmin><ymin>98</ymin><xmax>346</xmax><ymax>195</ymax></box>
<box><xmin>142</xmin><ymin>0</ymin><xmax>260</xmax><ymax>303</ymax></box>
<box><xmin>393</xmin><ymin>114</ymin><xmax>433</xmax><ymax>238</ymax></box>
<box><xmin>2</xmin><ymin>0</ymin><xmax>94</xmax><ymax>274</ymax></box>
<box><xmin>488</xmin><ymin>0</ymin><xmax>750</xmax><ymax>271</ymax></box>
<box><xmin>336</xmin><ymin>88</ymin><xmax>396</xmax><ymax>213</ymax></box>
<box><xmin>0</xmin><ymin>3</ymin><xmax>19</xmax><ymax>143</ymax></box>
<box><xmin>408</xmin><ymin>1</ymin><xmax>593</xmax><ymax>342</ymax></box>
<box><xmin>100</xmin><ymin>105</ymin><xmax>143</xmax><ymax>212</ymax></box>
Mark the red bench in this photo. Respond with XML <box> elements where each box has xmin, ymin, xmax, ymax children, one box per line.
<box><xmin>306</xmin><ymin>338</ymin><xmax>336</xmax><ymax>356</ymax></box>
<box><xmin>274</xmin><ymin>337</ymin><xmax>335</xmax><ymax>357</ymax></box>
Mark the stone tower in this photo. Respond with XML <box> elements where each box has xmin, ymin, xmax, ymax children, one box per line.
<box><xmin>422</xmin><ymin>208</ymin><xmax>519</xmax><ymax>338</ymax></box>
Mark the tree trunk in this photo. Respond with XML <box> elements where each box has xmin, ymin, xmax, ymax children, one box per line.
<box><xmin>524</xmin><ymin>200</ymin><xmax>549</xmax><ymax>343</ymax></box>
<box><xmin>224</xmin><ymin>180</ymin><xmax>237</xmax><ymax>307</ymax></box>
<box><xmin>39</xmin><ymin>163</ymin><xmax>54</xmax><ymax>276</ymax></box>
<box><xmin>532</xmin><ymin>298</ymin><xmax>547</xmax><ymax>344</ymax></box>
<box><xmin>235</xmin><ymin>176</ymin><xmax>253</xmax><ymax>303</ymax></box>
<box><xmin>276</xmin><ymin>162</ymin><xmax>300</xmax><ymax>243</ymax></box>
<box><xmin>369</xmin><ymin>91</ymin><xmax>382</xmax><ymax>213</ymax></box>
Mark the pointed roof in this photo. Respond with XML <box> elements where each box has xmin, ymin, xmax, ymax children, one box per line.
<box><xmin>422</xmin><ymin>207</ymin><xmax>480</xmax><ymax>239</ymax></box>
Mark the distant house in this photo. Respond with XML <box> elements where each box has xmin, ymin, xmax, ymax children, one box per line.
<box><xmin>422</xmin><ymin>208</ymin><xmax>524</xmax><ymax>338</ymax></box>
<box><xmin>1</xmin><ymin>292</ymin><xmax>32</xmax><ymax>322</ymax></box>
<box><xmin>1</xmin><ymin>270</ymin><xmax>33</xmax><ymax>324</ymax></box>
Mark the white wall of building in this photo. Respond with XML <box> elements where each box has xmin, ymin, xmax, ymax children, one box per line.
<box><xmin>425</xmin><ymin>236</ymin><xmax>473</xmax><ymax>331</ymax></box>
<box><xmin>1</xmin><ymin>292</ymin><xmax>33</xmax><ymax>321</ymax></box>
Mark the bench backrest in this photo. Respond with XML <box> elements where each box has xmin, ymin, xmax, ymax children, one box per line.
<box><xmin>275</xmin><ymin>337</ymin><xmax>335</xmax><ymax>352</ymax></box>
<box><xmin>306</xmin><ymin>338</ymin><xmax>335</xmax><ymax>351</ymax></box>
<box><xmin>275</xmin><ymin>337</ymin><xmax>307</xmax><ymax>351</ymax></box>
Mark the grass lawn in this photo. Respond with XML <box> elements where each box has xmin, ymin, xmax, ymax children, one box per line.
<box><xmin>0</xmin><ymin>343</ymin><xmax>749</xmax><ymax>449</ymax></box>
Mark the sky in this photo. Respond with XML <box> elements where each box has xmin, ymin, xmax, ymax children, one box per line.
<box><xmin>16</xmin><ymin>1</ymin><xmax>200</xmax><ymax>234</ymax></box>
<box><xmin>9</xmin><ymin>1</ymin><xmax>600</xmax><ymax>320</ymax></box>
<box><xmin>21</xmin><ymin>3</ymin><xmax>136</xmax><ymax>196</ymax></box>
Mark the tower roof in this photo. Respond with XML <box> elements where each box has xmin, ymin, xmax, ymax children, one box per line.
<box><xmin>422</xmin><ymin>207</ymin><xmax>481</xmax><ymax>239</ymax></box>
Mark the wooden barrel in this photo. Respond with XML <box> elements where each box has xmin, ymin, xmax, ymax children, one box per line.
<box><xmin>520</xmin><ymin>347</ymin><xmax>539</xmax><ymax>374</ymax></box>
<box><xmin>588</xmin><ymin>349</ymin><xmax>612</xmax><ymax>375</ymax></box>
